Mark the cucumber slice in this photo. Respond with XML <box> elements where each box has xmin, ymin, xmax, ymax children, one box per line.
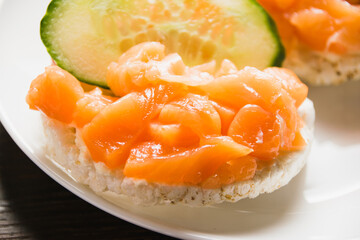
<box><xmin>41</xmin><ymin>0</ymin><xmax>284</xmax><ymax>88</ymax></box>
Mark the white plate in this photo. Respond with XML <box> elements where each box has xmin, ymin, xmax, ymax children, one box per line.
<box><xmin>1</xmin><ymin>1</ymin><xmax>360</xmax><ymax>239</ymax></box>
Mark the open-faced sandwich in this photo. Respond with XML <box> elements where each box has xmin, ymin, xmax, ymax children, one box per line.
<box><xmin>26</xmin><ymin>0</ymin><xmax>315</xmax><ymax>206</ymax></box>
<box><xmin>257</xmin><ymin>0</ymin><xmax>360</xmax><ymax>85</ymax></box>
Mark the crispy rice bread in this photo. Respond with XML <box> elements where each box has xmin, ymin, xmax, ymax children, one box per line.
<box><xmin>43</xmin><ymin>98</ymin><xmax>315</xmax><ymax>206</ymax></box>
<box><xmin>284</xmin><ymin>45</ymin><xmax>360</xmax><ymax>86</ymax></box>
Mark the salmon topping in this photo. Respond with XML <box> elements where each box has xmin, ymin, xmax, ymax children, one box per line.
<box><xmin>27</xmin><ymin>42</ymin><xmax>308</xmax><ymax>188</ymax></box>
<box><xmin>124</xmin><ymin>137</ymin><xmax>253</xmax><ymax>185</ymax></box>
<box><xmin>26</xmin><ymin>65</ymin><xmax>84</xmax><ymax>124</ymax></box>
<box><xmin>257</xmin><ymin>0</ymin><xmax>360</xmax><ymax>54</ymax></box>
<box><xmin>73</xmin><ymin>88</ymin><xmax>117</xmax><ymax>128</ymax></box>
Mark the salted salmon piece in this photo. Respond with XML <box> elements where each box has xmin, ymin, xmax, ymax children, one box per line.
<box><xmin>290</xmin><ymin>8</ymin><xmax>335</xmax><ymax>51</ymax></box>
<box><xmin>26</xmin><ymin>65</ymin><xmax>84</xmax><ymax>124</ymax></box>
<box><xmin>149</xmin><ymin>123</ymin><xmax>200</xmax><ymax>148</ymax></box>
<box><xmin>107</xmin><ymin>61</ymin><xmax>149</xmax><ymax>97</ymax></box>
<box><xmin>146</xmin><ymin>53</ymin><xmax>187</xmax><ymax>79</ymax></box>
<box><xmin>148</xmin><ymin>53</ymin><xmax>214</xmax><ymax>86</ymax></box>
<box><xmin>327</xmin><ymin>14</ymin><xmax>360</xmax><ymax>53</ymax></box>
<box><xmin>215</xmin><ymin>59</ymin><xmax>238</xmax><ymax>77</ymax></box>
<box><xmin>236</xmin><ymin>67</ymin><xmax>283</xmax><ymax>107</ymax></box>
<box><xmin>210</xmin><ymin>100</ymin><xmax>236</xmax><ymax>135</ymax></box>
<box><xmin>201</xmin><ymin>156</ymin><xmax>257</xmax><ymax>189</ymax></box>
<box><xmin>82</xmin><ymin>85</ymin><xmax>182</xmax><ymax>169</ymax></box>
<box><xmin>73</xmin><ymin>88</ymin><xmax>118</xmax><ymax>128</ymax></box>
<box><xmin>158</xmin><ymin>94</ymin><xmax>221</xmax><ymax>137</ymax></box>
<box><xmin>273</xmin><ymin>89</ymin><xmax>298</xmax><ymax>148</ymax></box>
<box><xmin>117</xmin><ymin>42</ymin><xmax>165</xmax><ymax>65</ymax></box>
<box><xmin>200</xmin><ymin>67</ymin><xmax>281</xmax><ymax>110</ymax></box>
<box><xmin>286</xmin><ymin>130</ymin><xmax>307</xmax><ymax>151</ymax></box>
<box><xmin>264</xmin><ymin>67</ymin><xmax>308</xmax><ymax>107</ymax></box>
<box><xmin>124</xmin><ymin>136</ymin><xmax>252</xmax><ymax>185</ymax></box>
<box><xmin>107</xmin><ymin>42</ymin><xmax>165</xmax><ymax>96</ymax></box>
<box><xmin>228</xmin><ymin>104</ymin><xmax>282</xmax><ymax>160</ymax></box>
<box><xmin>199</xmin><ymin>73</ymin><xmax>261</xmax><ymax>109</ymax></box>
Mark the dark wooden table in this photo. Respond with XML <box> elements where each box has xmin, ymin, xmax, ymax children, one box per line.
<box><xmin>0</xmin><ymin>123</ymin><xmax>176</xmax><ymax>240</ymax></box>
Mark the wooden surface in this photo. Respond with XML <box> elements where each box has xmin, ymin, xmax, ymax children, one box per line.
<box><xmin>0</xmin><ymin>123</ymin><xmax>177</xmax><ymax>240</ymax></box>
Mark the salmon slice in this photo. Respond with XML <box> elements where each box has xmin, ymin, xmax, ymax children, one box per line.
<box><xmin>201</xmin><ymin>156</ymin><xmax>257</xmax><ymax>189</ymax></box>
<box><xmin>26</xmin><ymin>65</ymin><xmax>84</xmax><ymax>123</ymax></box>
<box><xmin>107</xmin><ymin>61</ymin><xmax>150</xmax><ymax>97</ymax></box>
<box><xmin>124</xmin><ymin>136</ymin><xmax>252</xmax><ymax>185</ymax></box>
<box><xmin>264</xmin><ymin>67</ymin><xmax>308</xmax><ymax>108</ymax></box>
<box><xmin>199</xmin><ymin>73</ymin><xmax>261</xmax><ymax>110</ymax></box>
<box><xmin>228</xmin><ymin>104</ymin><xmax>282</xmax><ymax>160</ymax></box>
<box><xmin>82</xmin><ymin>85</ymin><xmax>183</xmax><ymax>169</ymax></box>
<box><xmin>73</xmin><ymin>88</ymin><xmax>118</xmax><ymax>128</ymax></box>
<box><xmin>286</xmin><ymin>130</ymin><xmax>307</xmax><ymax>151</ymax></box>
<box><xmin>148</xmin><ymin>53</ymin><xmax>214</xmax><ymax>87</ymax></box>
<box><xmin>290</xmin><ymin>8</ymin><xmax>335</xmax><ymax>51</ymax></box>
<box><xmin>117</xmin><ymin>41</ymin><xmax>165</xmax><ymax>65</ymax></box>
<box><xmin>327</xmin><ymin>14</ymin><xmax>360</xmax><ymax>53</ymax></box>
<box><xmin>200</xmin><ymin>67</ymin><xmax>282</xmax><ymax>110</ymax></box>
<box><xmin>158</xmin><ymin>94</ymin><xmax>221</xmax><ymax>137</ymax></box>
<box><xmin>275</xmin><ymin>89</ymin><xmax>298</xmax><ymax>146</ymax></box>
<box><xmin>263</xmin><ymin>68</ymin><xmax>304</xmax><ymax>150</ymax></box>
<box><xmin>210</xmin><ymin>100</ymin><xmax>236</xmax><ymax>135</ymax></box>
<box><xmin>107</xmin><ymin>42</ymin><xmax>166</xmax><ymax>96</ymax></box>
<box><xmin>149</xmin><ymin>123</ymin><xmax>200</xmax><ymax>148</ymax></box>
<box><xmin>215</xmin><ymin>59</ymin><xmax>238</xmax><ymax>77</ymax></box>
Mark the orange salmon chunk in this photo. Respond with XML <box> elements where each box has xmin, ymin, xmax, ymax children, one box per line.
<box><xmin>228</xmin><ymin>104</ymin><xmax>282</xmax><ymax>160</ymax></box>
<box><xmin>201</xmin><ymin>156</ymin><xmax>257</xmax><ymax>189</ymax></box>
<box><xmin>124</xmin><ymin>136</ymin><xmax>252</xmax><ymax>185</ymax></box>
<box><xmin>26</xmin><ymin>65</ymin><xmax>84</xmax><ymax>123</ymax></box>
<box><xmin>73</xmin><ymin>88</ymin><xmax>118</xmax><ymax>128</ymax></box>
